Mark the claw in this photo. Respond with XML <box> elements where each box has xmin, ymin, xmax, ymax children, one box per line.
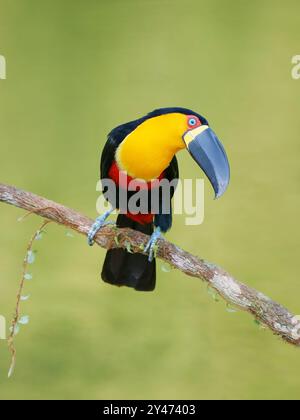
<box><xmin>88</xmin><ymin>209</ymin><xmax>114</xmax><ymax>246</ymax></box>
<box><xmin>145</xmin><ymin>227</ymin><xmax>162</xmax><ymax>262</ymax></box>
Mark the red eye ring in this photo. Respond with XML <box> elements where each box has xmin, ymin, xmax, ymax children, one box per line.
<box><xmin>187</xmin><ymin>115</ymin><xmax>201</xmax><ymax>129</ymax></box>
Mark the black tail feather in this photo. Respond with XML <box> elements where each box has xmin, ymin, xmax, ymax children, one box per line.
<box><xmin>101</xmin><ymin>214</ymin><xmax>156</xmax><ymax>292</ymax></box>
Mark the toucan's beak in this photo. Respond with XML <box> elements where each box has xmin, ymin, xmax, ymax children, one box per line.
<box><xmin>183</xmin><ymin>125</ymin><xmax>230</xmax><ymax>198</ymax></box>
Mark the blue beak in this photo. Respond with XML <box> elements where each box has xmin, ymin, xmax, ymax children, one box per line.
<box><xmin>183</xmin><ymin>125</ymin><xmax>230</xmax><ymax>198</ymax></box>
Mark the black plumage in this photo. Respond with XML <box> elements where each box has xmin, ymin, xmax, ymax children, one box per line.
<box><xmin>102</xmin><ymin>214</ymin><xmax>156</xmax><ymax>291</ymax></box>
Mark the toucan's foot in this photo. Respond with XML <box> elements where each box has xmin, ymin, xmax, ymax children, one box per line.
<box><xmin>144</xmin><ymin>227</ymin><xmax>162</xmax><ymax>262</ymax></box>
<box><xmin>88</xmin><ymin>210</ymin><xmax>114</xmax><ymax>246</ymax></box>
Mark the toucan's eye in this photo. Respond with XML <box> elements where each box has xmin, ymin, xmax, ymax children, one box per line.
<box><xmin>187</xmin><ymin>116</ymin><xmax>201</xmax><ymax>128</ymax></box>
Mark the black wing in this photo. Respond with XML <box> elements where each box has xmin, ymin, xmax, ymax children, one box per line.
<box><xmin>100</xmin><ymin>134</ymin><xmax>122</xmax><ymax>180</ymax></box>
<box><xmin>164</xmin><ymin>155</ymin><xmax>179</xmax><ymax>198</ymax></box>
<box><xmin>100</xmin><ymin>119</ymin><xmax>145</xmax><ymax>179</ymax></box>
<box><xmin>100</xmin><ymin>119</ymin><xmax>148</xmax><ymax>209</ymax></box>
<box><xmin>153</xmin><ymin>156</ymin><xmax>179</xmax><ymax>232</ymax></box>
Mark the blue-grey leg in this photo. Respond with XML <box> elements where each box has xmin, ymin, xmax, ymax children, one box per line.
<box><xmin>144</xmin><ymin>226</ymin><xmax>162</xmax><ymax>262</ymax></box>
<box><xmin>88</xmin><ymin>208</ymin><xmax>115</xmax><ymax>246</ymax></box>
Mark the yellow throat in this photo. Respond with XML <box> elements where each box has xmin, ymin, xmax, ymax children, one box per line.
<box><xmin>116</xmin><ymin>113</ymin><xmax>187</xmax><ymax>181</ymax></box>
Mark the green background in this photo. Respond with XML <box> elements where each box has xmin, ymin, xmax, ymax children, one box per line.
<box><xmin>0</xmin><ymin>0</ymin><xmax>300</xmax><ymax>400</ymax></box>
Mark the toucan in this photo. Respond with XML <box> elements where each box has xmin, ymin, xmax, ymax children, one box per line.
<box><xmin>88</xmin><ymin>107</ymin><xmax>230</xmax><ymax>292</ymax></box>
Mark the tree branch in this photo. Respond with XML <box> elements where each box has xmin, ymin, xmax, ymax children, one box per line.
<box><xmin>0</xmin><ymin>182</ymin><xmax>299</xmax><ymax>346</ymax></box>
